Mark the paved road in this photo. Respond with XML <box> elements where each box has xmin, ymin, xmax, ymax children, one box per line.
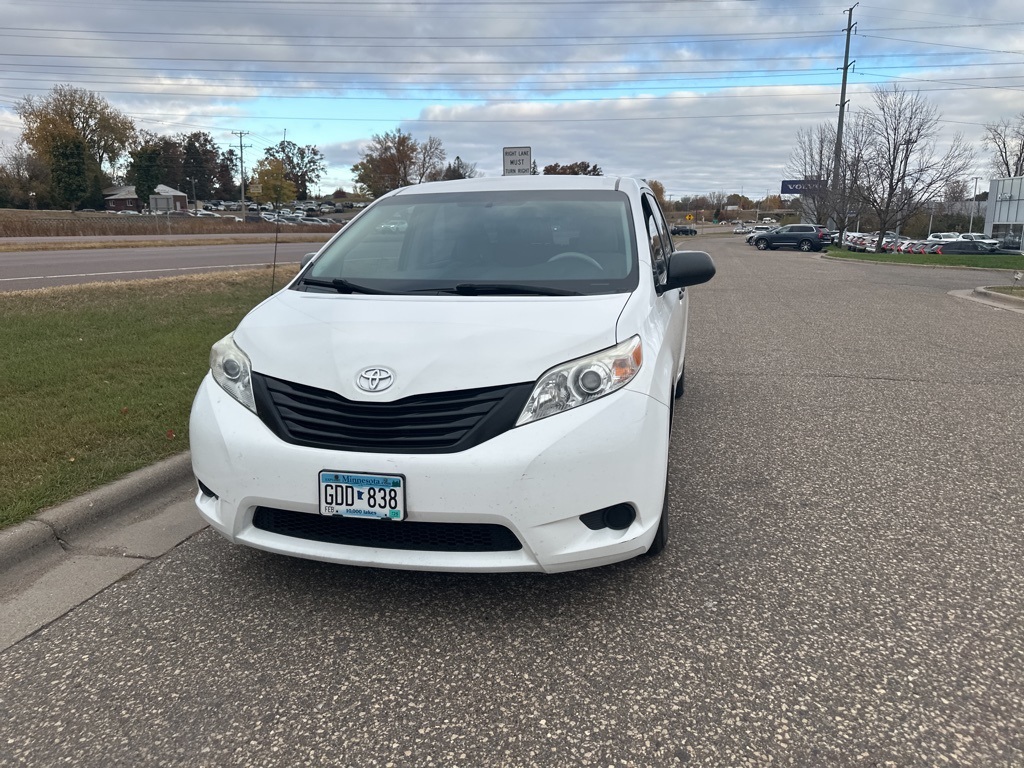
<box><xmin>0</xmin><ymin>240</ymin><xmax>323</xmax><ymax>291</ymax></box>
<box><xmin>1</xmin><ymin>241</ymin><xmax>1022</xmax><ymax>766</ymax></box>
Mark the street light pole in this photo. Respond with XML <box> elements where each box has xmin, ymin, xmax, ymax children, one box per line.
<box><xmin>968</xmin><ymin>176</ymin><xmax>981</xmax><ymax>233</ymax></box>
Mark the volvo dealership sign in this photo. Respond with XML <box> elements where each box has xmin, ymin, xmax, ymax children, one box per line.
<box><xmin>781</xmin><ymin>179</ymin><xmax>827</xmax><ymax>194</ymax></box>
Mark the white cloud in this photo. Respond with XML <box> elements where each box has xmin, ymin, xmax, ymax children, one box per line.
<box><xmin>0</xmin><ymin>0</ymin><xmax>1020</xmax><ymax>198</ymax></box>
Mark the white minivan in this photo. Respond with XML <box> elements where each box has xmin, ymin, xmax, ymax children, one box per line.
<box><xmin>189</xmin><ymin>175</ymin><xmax>715</xmax><ymax>572</ymax></box>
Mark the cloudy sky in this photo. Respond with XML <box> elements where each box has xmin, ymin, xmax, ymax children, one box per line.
<box><xmin>0</xmin><ymin>0</ymin><xmax>1021</xmax><ymax>201</ymax></box>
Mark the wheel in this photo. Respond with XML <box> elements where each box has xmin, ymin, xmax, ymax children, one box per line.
<box><xmin>798</xmin><ymin>239</ymin><xmax>814</xmax><ymax>251</ymax></box>
<box><xmin>646</xmin><ymin>476</ymin><xmax>669</xmax><ymax>556</ymax></box>
<box><xmin>755</xmin><ymin>239</ymin><xmax>769</xmax><ymax>250</ymax></box>
<box><xmin>673</xmin><ymin>363</ymin><xmax>686</xmax><ymax>399</ymax></box>
<box><xmin>546</xmin><ymin>252</ymin><xmax>604</xmax><ymax>270</ymax></box>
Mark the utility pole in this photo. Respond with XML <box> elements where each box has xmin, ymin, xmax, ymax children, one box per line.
<box><xmin>232</xmin><ymin>130</ymin><xmax>251</xmax><ymax>214</ymax></box>
<box><xmin>831</xmin><ymin>3</ymin><xmax>857</xmax><ymax>240</ymax></box>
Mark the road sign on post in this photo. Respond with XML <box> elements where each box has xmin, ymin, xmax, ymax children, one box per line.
<box><xmin>503</xmin><ymin>146</ymin><xmax>532</xmax><ymax>176</ymax></box>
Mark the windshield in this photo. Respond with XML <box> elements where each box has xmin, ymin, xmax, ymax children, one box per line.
<box><xmin>297</xmin><ymin>190</ymin><xmax>638</xmax><ymax>296</ymax></box>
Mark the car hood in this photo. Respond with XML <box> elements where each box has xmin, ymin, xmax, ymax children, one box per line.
<box><xmin>233</xmin><ymin>289</ymin><xmax>629</xmax><ymax>400</ymax></box>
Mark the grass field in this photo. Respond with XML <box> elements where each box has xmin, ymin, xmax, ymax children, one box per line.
<box><xmin>824</xmin><ymin>246</ymin><xmax>1024</xmax><ymax>271</ymax></box>
<box><xmin>0</xmin><ymin>266</ymin><xmax>297</xmax><ymax>530</ymax></box>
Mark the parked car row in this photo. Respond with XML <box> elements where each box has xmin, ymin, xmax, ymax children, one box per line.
<box><xmin>843</xmin><ymin>231</ymin><xmax>1001</xmax><ymax>254</ymax></box>
<box><xmin>260</xmin><ymin>211</ymin><xmax>340</xmax><ymax>227</ymax></box>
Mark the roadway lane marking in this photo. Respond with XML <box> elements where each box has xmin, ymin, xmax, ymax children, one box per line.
<box><xmin>0</xmin><ymin>261</ymin><xmax>299</xmax><ymax>283</ymax></box>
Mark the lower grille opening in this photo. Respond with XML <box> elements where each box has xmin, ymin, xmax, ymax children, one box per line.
<box><xmin>252</xmin><ymin>507</ymin><xmax>523</xmax><ymax>553</ymax></box>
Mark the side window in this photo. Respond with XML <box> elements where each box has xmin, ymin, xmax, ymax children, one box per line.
<box><xmin>642</xmin><ymin>193</ymin><xmax>671</xmax><ymax>285</ymax></box>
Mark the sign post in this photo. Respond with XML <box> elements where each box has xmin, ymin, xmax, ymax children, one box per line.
<box><xmin>503</xmin><ymin>146</ymin><xmax>532</xmax><ymax>176</ymax></box>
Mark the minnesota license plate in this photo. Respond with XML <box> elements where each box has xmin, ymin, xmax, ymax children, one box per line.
<box><xmin>318</xmin><ymin>471</ymin><xmax>406</xmax><ymax>520</ymax></box>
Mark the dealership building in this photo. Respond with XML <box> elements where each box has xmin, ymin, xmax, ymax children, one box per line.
<box><xmin>987</xmin><ymin>176</ymin><xmax>1024</xmax><ymax>250</ymax></box>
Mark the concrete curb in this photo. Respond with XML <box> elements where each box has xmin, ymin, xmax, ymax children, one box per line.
<box><xmin>0</xmin><ymin>452</ymin><xmax>193</xmax><ymax>577</ymax></box>
<box><xmin>972</xmin><ymin>286</ymin><xmax>1024</xmax><ymax>308</ymax></box>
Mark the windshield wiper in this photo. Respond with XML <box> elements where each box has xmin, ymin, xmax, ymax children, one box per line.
<box><xmin>299</xmin><ymin>277</ymin><xmax>397</xmax><ymax>295</ymax></box>
<box><xmin>449</xmin><ymin>283</ymin><xmax>582</xmax><ymax>296</ymax></box>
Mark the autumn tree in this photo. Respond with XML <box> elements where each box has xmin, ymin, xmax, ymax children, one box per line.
<box><xmin>647</xmin><ymin>180</ymin><xmax>667</xmax><ymax>209</ymax></box>
<box><xmin>265</xmin><ymin>140</ymin><xmax>326</xmax><ymax>200</ymax></box>
<box><xmin>251</xmin><ymin>158</ymin><xmax>296</xmax><ymax>207</ymax></box>
<box><xmin>17</xmin><ymin>84</ymin><xmax>136</xmax><ymax>174</ymax></box>
<box><xmin>543</xmin><ymin>161</ymin><xmax>602</xmax><ymax>176</ymax></box>
<box><xmin>982</xmin><ymin>113</ymin><xmax>1024</xmax><ymax>179</ymax></box>
<box><xmin>351</xmin><ymin>129</ymin><xmax>420</xmax><ymax>198</ymax></box>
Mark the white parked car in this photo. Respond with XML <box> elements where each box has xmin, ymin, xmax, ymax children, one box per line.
<box><xmin>189</xmin><ymin>175</ymin><xmax>715</xmax><ymax>573</ymax></box>
<box><xmin>927</xmin><ymin>232</ymin><xmax>960</xmax><ymax>241</ymax></box>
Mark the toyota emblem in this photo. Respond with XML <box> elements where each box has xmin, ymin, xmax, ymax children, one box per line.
<box><xmin>357</xmin><ymin>367</ymin><xmax>395</xmax><ymax>392</ymax></box>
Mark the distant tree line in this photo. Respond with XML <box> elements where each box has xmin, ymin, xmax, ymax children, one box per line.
<box><xmin>0</xmin><ymin>84</ymin><xmax>329</xmax><ymax>210</ymax></box>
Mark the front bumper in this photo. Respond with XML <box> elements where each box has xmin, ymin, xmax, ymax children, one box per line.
<box><xmin>189</xmin><ymin>374</ymin><xmax>671</xmax><ymax>573</ymax></box>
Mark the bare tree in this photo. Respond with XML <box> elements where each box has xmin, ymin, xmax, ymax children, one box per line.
<box><xmin>786</xmin><ymin>123</ymin><xmax>834</xmax><ymax>225</ymax></box>
<box><xmin>982</xmin><ymin>113</ymin><xmax>1024</xmax><ymax>179</ymax></box>
<box><xmin>856</xmin><ymin>85</ymin><xmax>973</xmax><ymax>237</ymax></box>
<box><xmin>413</xmin><ymin>136</ymin><xmax>446</xmax><ymax>184</ymax></box>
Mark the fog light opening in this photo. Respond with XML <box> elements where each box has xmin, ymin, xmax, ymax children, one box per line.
<box><xmin>580</xmin><ymin>503</ymin><xmax>636</xmax><ymax>531</ymax></box>
<box><xmin>196</xmin><ymin>477</ymin><xmax>219</xmax><ymax>500</ymax></box>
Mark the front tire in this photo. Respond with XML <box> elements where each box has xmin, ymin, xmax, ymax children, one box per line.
<box><xmin>755</xmin><ymin>239</ymin><xmax>769</xmax><ymax>250</ymax></box>
<box><xmin>647</xmin><ymin>477</ymin><xmax>669</xmax><ymax>556</ymax></box>
<box><xmin>673</xmin><ymin>364</ymin><xmax>686</xmax><ymax>399</ymax></box>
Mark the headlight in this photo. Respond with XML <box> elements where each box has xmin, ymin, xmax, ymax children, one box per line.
<box><xmin>209</xmin><ymin>334</ymin><xmax>256</xmax><ymax>414</ymax></box>
<box><xmin>516</xmin><ymin>336</ymin><xmax>642</xmax><ymax>427</ymax></box>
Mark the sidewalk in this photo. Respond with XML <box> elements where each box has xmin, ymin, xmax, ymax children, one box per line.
<box><xmin>0</xmin><ymin>452</ymin><xmax>205</xmax><ymax>651</ymax></box>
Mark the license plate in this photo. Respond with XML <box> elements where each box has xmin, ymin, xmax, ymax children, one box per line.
<box><xmin>318</xmin><ymin>471</ymin><xmax>406</xmax><ymax>520</ymax></box>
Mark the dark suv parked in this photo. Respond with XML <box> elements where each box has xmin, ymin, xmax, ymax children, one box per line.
<box><xmin>752</xmin><ymin>224</ymin><xmax>831</xmax><ymax>252</ymax></box>
<box><xmin>926</xmin><ymin>240</ymin><xmax>997</xmax><ymax>255</ymax></box>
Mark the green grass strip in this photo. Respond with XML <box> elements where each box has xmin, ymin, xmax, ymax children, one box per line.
<box><xmin>826</xmin><ymin>248</ymin><xmax>1024</xmax><ymax>271</ymax></box>
<box><xmin>0</xmin><ymin>267</ymin><xmax>296</xmax><ymax>530</ymax></box>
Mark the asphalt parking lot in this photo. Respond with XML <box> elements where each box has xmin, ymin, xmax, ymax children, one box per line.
<box><xmin>0</xmin><ymin>239</ymin><xmax>1021</xmax><ymax>766</ymax></box>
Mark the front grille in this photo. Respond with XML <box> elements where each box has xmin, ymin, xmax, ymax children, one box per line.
<box><xmin>252</xmin><ymin>507</ymin><xmax>523</xmax><ymax>552</ymax></box>
<box><xmin>252</xmin><ymin>374</ymin><xmax>533</xmax><ymax>454</ymax></box>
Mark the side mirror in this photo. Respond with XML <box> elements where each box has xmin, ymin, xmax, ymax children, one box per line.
<box><xmin>663</xmin><ymin>250</ymin><xmax>715</xmax><ymax>290</ymax></box>
<box><xmin>300</xmin><ymin>252</ymin><xmax>317</xmax><ymax>267</ymax></box>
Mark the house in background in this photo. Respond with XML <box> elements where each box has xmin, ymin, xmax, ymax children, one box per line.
<box><xmin>149</xmin><ymin>185</ymin><xmax>188</xmax><ymax>213</ymax></box>
<box><xmin>102</xmin><ymin>186</ymin><xmax>139</xmax><ymax>212</ymax></box>
<box><xmin>102</xmin><ymin>184</ymin><xmax>188</xmax><ymax>213</ymax></box>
